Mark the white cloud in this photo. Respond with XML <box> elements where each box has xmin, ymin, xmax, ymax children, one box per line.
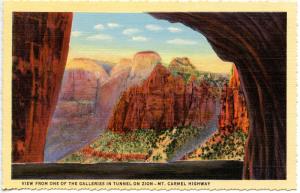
<box><xmin>94</xmin><ymin>24</ymin><xmax>105</xmax><ymax>30</ymax></box>
<box><xmin>167</xmin><ymin>38</ymin><xmax>197</xmax><ymax>45</ymax></box>
<box><xmin>86</xmin><ymin>34</ymin><xmax>113</xmax><ymax>40</ymax></box>
<box><xmin>107</xmin><ymin>22</ymin><xmax>121</xmax><ymax>28</ymax></box>
<box><xmin>168</xmin><ymin>27</ymin><xmax>182</xmax><ymax>33</ymax></box>
<box><xmin>71</xmin><ymin>31</ymin><xmax>82</xmax><ymax>37</ymax></box>
<box><xmin>145</xmin><ymin>24</ymin><xmax>163</xmax><ymax>31</ymax></box>
<box><xmin>131</xmin><ymin>36</ymin><xmax>148</xmax><ymax>42</ymax></box>
<box><xmin>122</xmin><ymin>28</ymin><xmax>140</xmax><ymax>35</ymax></box>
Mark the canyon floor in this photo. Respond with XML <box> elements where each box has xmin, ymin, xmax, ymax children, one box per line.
<box><xmin>12</xmin><ymin>160</ymin><xmax>243</xmax><ymax>179</ymax></box>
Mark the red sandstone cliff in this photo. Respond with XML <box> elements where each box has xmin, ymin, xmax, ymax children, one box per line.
<box><xmin>12</xmin><ymin>12</ymin><xmax>73</xmax><ymax>162</ymax></box>
<box><xmin>108</xmin><ymin>64</ymin><xmax>217</xmax><ymax>133</ymax></box>
<box><xmin>96</xmin><ymin>51</ymin><xmax>161</xmax><ymax>129</ymax></box>
<box><xmin>218</xmin><ymin>65</ymin><xmax>249</xmax><ymax>134</ymax></box>
<box><xmin>60</xmin><ymin>69</ymin><xmax>108</xmax><ymax>101</ymax></box>
<box><xmin>44</xmin><ymin>52</ymin><xmax>160</xmax><ymax>161</ymax></box>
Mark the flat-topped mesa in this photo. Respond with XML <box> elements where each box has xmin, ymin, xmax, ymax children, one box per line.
<box><xmin>108</xmin><ymin>64</ymin><xmax>217</xmax><ymax>133</ymax></box>
<box><xmin>129</xmin><ymin>51</ymin><xmax>161</xmax><ymax>83</ymax></box>
<box><xmin>67</xmin><ymin>57</ymin><xmax>112</xmax><ymax>75</ymax></box>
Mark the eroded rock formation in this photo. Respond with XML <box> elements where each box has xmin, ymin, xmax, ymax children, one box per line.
<box><xmin>169</xmin><ymin>57</ymin><xmax>196</xmax><ymax>75</ymax></box>
<box><xmin>60</xmin><ymin>70</ymin><xmax>105</xmax><ymax>101</ymax></box>
<box><xmin>96</xmin><ymin>51</ymin><xmax>161</xmax><ymax>129</ymax></box>
<box><xmin>150</xmin><ymin>12</ymin><xmax>286</xmax><ymax>179</ymax></box>
<box><xmin>59</xmin><ymin>58</ymin><xmax>110</xmax><ymax>101</ymax></box>
<box><xmin>108</xmin><ymin>64</ymin><xmax>217</xmax><ymax>133</ymax></box>
<box><xmin>218</xmin><ymin>65</ymin><xmax>249</xmax><ymax>134</ymax></box>
<box><xmin>129</xmin><ymin>51</ymin><xmax>161</xmax><ymax>83</ymax></box>
<box><xmin>44</xmin><ymin>58</ymin><xmax>110</xmax><ymax>162</ymax></box>
<box><xmin>12</xmin><ymin>12</ymin><xmax>73</xmax><ymax>162</ymax></box>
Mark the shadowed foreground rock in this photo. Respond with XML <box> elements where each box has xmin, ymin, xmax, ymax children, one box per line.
<box><xmin>12</xmin><ymin>12</ymin><xmax>73</xmax><ymax>162</ymax></box>
<box><xmin>150</xmin><ymin>12</ymin><xmax>286</xmax><ymax>179</ymax></box>
<box><xmin>12</xmin><ymin>161</ymin><xmax>243</xmax><ymax>179</ymax></box>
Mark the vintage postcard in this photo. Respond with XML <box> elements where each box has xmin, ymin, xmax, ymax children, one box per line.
<box><xmin>1</xmin><ymin>0</ymin><xmax>297</xmax><ymax>190</ymax></box>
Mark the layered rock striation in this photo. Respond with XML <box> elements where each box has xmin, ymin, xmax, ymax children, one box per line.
<box><xmin>96</xmin><ymin>51</ymin><xmax>161</xmax><ymax>129</ymax></box>
<box><xmin>108</xmin><ymin>64</ymin><xmax>217</xmax><ymax>133</ymax></box>
<box><xmin>44</xmin><ymin>58</ymin><xmax>110</xmax><ymax>162</ymax></box>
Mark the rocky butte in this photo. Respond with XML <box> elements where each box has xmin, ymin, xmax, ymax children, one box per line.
<box><xmin>108</xmin><ymin>63</ymin><xmax>217</xmax><ymax>133</ymax></box>
<box><xmin>96</xmin><ymin>51</ymin><xmax>162</xmax><ymax>129</ymax></box>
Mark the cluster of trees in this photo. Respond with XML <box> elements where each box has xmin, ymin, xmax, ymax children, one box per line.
<box><xmin>62</xmin><ymin>126</ymin><xmax>247</xmax><ymax>163</ymax></box>
<box><xmin>186</xmin><ymin>129</ymin><xmax>247</xmax><ymax>161</ymax></box>
<box><xmin>62</xmin><ymin>129</ymin><xmax>157</xmax><ymax>163</ymax></box>
<box><xmin>162</xmin><ymin>126</ymin><xmax>203</xmax><ymax>160</ymax></box>
<box><xmin>62</xmin><ymin>126</ymin><xmax>205</xmax><ymax>163</ymax></box>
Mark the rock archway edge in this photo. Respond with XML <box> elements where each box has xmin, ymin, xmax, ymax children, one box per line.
<box><xmin>149</xmin><ymin>12</ymin><xmax>286</xmax><ymax>180</ymax></box>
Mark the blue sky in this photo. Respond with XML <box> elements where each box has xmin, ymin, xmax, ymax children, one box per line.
<box><xmin>68</xmin><ymin>13</ymin><xmax>232</xmax><ymax>73</ymax></box>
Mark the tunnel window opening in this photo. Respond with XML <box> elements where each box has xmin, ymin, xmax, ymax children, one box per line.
<box><xmin>44</xmin><ymin>13</ymin><xmax>249</xmax><ymax>164</ymax></box>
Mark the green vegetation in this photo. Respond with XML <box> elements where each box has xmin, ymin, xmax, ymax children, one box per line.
<box><xmin>186</xmin><ymin>129</ymin><xmax>248</xmax><ymax>161</ymax></box>
<box><xmin>62</xmin><ymin>127</ymin><xmax>247</xmax><ymax>163</ymax></box>
<box><xmin>162</xmin><ymin>126</ymin><xmax>203</xmax><ymax>160</ymax></box>
<box><xmin>168</xmin><ymin>57</ymin><xmax>228</xmax><ymax>87</ymax></box>
<box><xmin>90</xmin><ymin>129</ymin><xmax>157</xmax><ymax>154</ymax></box>
<box><xmin>62</xmin><ymin>152</ymin><xmax>84</xmax><ymax>163</ymax></box>
<box><xmin>61</xmin><ymin>126</ymin><xmax>205</xmax><ymax>163</ymax></box>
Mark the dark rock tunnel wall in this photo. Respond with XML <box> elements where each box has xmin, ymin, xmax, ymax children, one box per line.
<box><xmin>150</xmin><ymin>12</ymin><xmax>286</xmax><ymax>179</ymax></box>
<box><xmin>12</xmin><ymin>12</ymin><xmax>73</xmax><ymax>162</ymax></box>
<box><xmin>12</xmin><ymin>12</ymin><xmax>286</xmax><ymax>179</ymax></box>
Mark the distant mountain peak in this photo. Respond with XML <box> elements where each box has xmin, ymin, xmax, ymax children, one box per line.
<box><xmin>169</xmin><ymin>57</ymin><xmax>196</xmax><ymax>70</ymax></box>
<box><xmin>67</xmin><ymin>57</ymin><xmax>114</xmax><ymax>74</ymax></box>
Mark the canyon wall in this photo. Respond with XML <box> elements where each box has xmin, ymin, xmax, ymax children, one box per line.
<box><xmin>218</xmin><ymin>65</ymin><xmax>249</xmax><ymax>134</ymax></box>
<box><xmin>108</xmin><ymin>64</ymin><xmax>217</xmax><ymax>132</ymax></box>
<box><xmin>44</xmin><ymin>61</ymin><xmax>109</xmax><ymax>162</ymax></box>
<box><xmin>151</xmin><ymin>12</ymin><xmax>286</xmax><ymax>179</ymax></box>
<box><xmin>45</xmin><ymin>51</ymin><xmax>161</xmax><ymax>161</ymax></box>
<box><xmin>12</xmin><ymin>12</ymin><xmax>73</xmax><ymax>162</ymax></box>
<box><xmin>60</xmin><ymin>70</ymin><xmax>104</xmax><ymax>101</ymax></box>
<box><xmin>97</xmin><ymin>51</ymin><xmax>161</xmax><ymax>129</ymax></box>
